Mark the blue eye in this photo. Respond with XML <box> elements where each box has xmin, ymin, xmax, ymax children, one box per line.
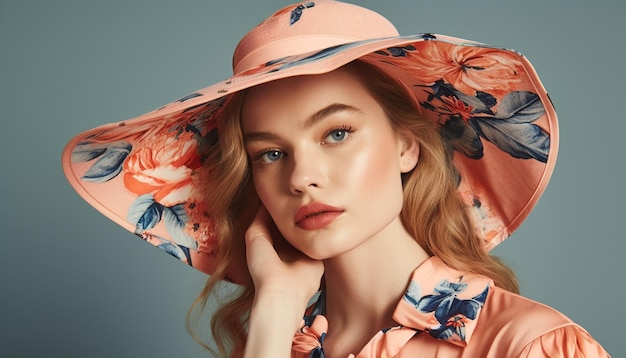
<box><xmin>325</xmin><ymin>127</ymin><xmax>351</xmax><ymax>143</ymax></box>
<box><xmin>260</xmin><ymin>150</ymin><xmax>283</xmax><ymax>163</ymax></box>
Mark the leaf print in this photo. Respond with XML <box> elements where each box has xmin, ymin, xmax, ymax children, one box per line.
<box><xmin>470</xmin><ymin>118</ymin><xmax>549</xmax><ymax>162</ymax></box>
<box><xmin>71</xmin><ymin>142</ymin><xmax>106</xmax><ymax>162</ymax></box>
<box><xmin>470</xmin><ymin>92</ymin><xmax>549</xmax><ymax>162</ymax></box>
<box><xmin>163</xmin><ymin>203</ymin><xmax>197</xmax><ymax>249</ymax></box>
<box><xmin>385</xmin><ymin>45</ymin><xmax>417</xmax><ymax>57</ymax></box>
<box><xmin>127</xmin><ymin>197</ymin><xmax>196</xmax><ymax>248</ymax></box>
<box><xmin>289</xmin><ymin>2</ymin><xmax>315</xmax><ymax>25</ymax></box>
<box><xmin>127</xmin><ymin>194</ymin><xmax>164</xmax><ymax>231</ymax></box>
<box><xmin>404</xmin><ymin>280</ymin><xmax>422</xmax><ymax>307</ymax></box>
<box><xmin>492</xmin><ymin>91</ymin><xmax>545</xmax><ymax>123</ymax></box>
<box><xmin>156</xmin><ymin>242</ymin><xmax>189</xmax><ymax>262</ymax></box>
<box><xmin>176</xmin><ymin>93</ymin><xmax>203</xmax><ymax>102</ymax></box>
<box><xmin>270</xmin><ymin>40</ymin><xmax>368</xmax><ymax>73</ymax></box>
<box><xmin>80</xmin><ymin>143</ymin><xmax>132</xmax><ymax>182</ymax></box>
<box><xmin>440</xmin><ymin>116</ymin><xmax>484</xmax><ymax>159</ymax></box>
<box><xmin>419</xmin><ymin>81</ymin><xmax>549</xmax><ymax>162</ymax></box>
<box><xmin>71</xmin><ymin>140</ymin><xmax>132</xmax><ymax>163</ymax></box>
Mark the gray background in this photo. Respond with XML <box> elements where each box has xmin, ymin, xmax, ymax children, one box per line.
<box><xmin>1</xmin><ymin>0</ymin><xmax>623</xmax><ymax>356</ymax></box>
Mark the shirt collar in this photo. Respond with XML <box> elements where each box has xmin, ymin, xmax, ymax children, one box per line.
<box><xmin>392</xmin><ymin>256</ymin><xmax>492</xmax><ymax>347</ymax></box>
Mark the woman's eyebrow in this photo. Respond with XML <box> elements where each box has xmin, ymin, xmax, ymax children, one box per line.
<box><xmin>244</xmin><ymin>103</ymin><xmax>362</xmax><ymax>143</ymax></box>
<box><xmin>303</xmin><ymin>103</ymin><xmax>362</xmax><ymax>129</ymax></box>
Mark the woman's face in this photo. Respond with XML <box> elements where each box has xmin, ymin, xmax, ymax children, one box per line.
<box><xmin>241</xmin><ymin>68</ymin><xmax>418</xmax><ymax>260</ymax></box>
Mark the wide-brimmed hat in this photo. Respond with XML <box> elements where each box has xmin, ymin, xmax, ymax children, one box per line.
<box><xmin>62</xmin><ymin>0</ymin><xmax>558</xmax><ymax>278</ymax></box>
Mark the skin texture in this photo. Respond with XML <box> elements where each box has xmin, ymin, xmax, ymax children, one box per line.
<box><xmin>242</xmin><ymin>69</ymin><xmax>417</xmax><ymax>261</ymax></box>
<box><xmin>241</xmin><ymin>69</ymin><xmax>429</xmax><ymax>357</ymax></box>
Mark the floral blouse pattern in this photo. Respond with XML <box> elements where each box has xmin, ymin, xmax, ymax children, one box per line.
<box><xmin>291</xmin><ymin>257</ymin><xmax>609</xmax><ymax>358</ymax></box>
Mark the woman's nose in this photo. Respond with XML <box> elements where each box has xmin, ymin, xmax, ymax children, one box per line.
<box><xmin>288</xmin><ymin>152</ymin><xmax>326</xmax><ymax>195</ymax></box>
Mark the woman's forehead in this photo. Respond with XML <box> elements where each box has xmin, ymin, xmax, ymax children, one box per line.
<box><xmin>240</xmin><ymin>68</ymin><xmax>373</xmax><ymax>128</ymax></box>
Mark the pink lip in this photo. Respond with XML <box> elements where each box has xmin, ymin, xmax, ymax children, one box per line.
<box><xmin>295</xmin><ymin>202</ymin><xmax>344</xmax><ymax>230</ymax></box>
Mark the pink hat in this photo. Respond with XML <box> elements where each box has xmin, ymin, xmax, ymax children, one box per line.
<box><xmin>62</xmin><ymin>0</ymin><xmax>558</xmax><ymax>277</ymax></box>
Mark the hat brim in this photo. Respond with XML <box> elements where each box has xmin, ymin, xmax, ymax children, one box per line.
<box><xmin>62</xmin><ymin>33</ymin><xmax>558</xmax><ymax>277</ymax></box>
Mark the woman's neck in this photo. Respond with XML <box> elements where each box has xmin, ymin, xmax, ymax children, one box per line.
<box><xmin>320</xmin><ymin>217</ymin><xmax>430</xmax><ymax>355</ymax></box>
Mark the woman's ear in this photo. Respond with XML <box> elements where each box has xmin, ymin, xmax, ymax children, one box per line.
<box><xmin>399</xmin><ymin>137</ymin><xmax>420</xmax><ymax>173</ymax></box>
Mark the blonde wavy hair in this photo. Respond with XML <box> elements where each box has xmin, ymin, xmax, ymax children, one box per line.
<box><xmin>187</xmin><ymin>60</ymin><xmax>518</xmax><ymax>357</ymax></box>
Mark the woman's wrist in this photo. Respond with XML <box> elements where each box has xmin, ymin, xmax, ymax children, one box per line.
<box><xmin>244</xmin><ymin>290</ymin><xmax>307</xmax><ymax>358</ymax></box>
<box><xmin>252</xmin><ymin>288</ymin><xmax>309</xmax><ymax>329</ymax></box>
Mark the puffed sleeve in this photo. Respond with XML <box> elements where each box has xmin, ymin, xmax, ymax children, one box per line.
<box><xmin>518</xmin><ymin>325</ymin><xmax>610</xmax><ymax>357</ymax></box>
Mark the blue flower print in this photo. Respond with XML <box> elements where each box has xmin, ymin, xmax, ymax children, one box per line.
<box><xmin>405</xmin><ymin>278</ymin><xmax>489</xmax><ymax>342</ymax></box>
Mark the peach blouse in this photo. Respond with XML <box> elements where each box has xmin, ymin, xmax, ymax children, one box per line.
<box><xmin>291</xmin><ymin>257</ymin><xmax>609</xmax><ymax>357</ymax></box>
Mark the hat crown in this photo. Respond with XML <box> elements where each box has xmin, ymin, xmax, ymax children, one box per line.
<box><xmin>63</xmin><ymin>0</ymin><xmax>558</xmax><ymax>279</ymax></box>
<box><xmin>232</xmin><ymin>0</ymin><xmax>399</xmax><ymax>74</ymax></box>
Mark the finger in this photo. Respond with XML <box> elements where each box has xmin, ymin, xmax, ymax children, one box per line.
<box><xmin>246</xmin><ymin>206</ymin><xmax>273</xmax><ymax>245</ymax></box>
<box><xmin>245</xmin><ymin>207</ymin><xmax>279</xmax><ymax>266</ymax></box>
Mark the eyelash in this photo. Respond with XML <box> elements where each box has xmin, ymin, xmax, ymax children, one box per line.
<box><xmin>254</xmin><ymin>148</ymin><xmax>283</xmax><ymax>164</ymax></box>
<box><xmin>252</xmin><ymin>125</ymin><xmax>355</xmax><ymax>164</ymax></box>
<box><xmin>322</xmin><ymin>125</ymin><xmax>354</xmax><ymax>145</ymax></box>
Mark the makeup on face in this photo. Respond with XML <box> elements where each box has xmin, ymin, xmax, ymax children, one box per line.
<box><xmin>241</xmin><ymin>68</ymin><xmax>410</xmax><ymax>260</ymax></box>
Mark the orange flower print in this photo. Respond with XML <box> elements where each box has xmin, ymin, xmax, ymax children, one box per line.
<box><xmin>123</xmin><ymin>130</ymin><xmax>201</xmax><ymax>207</ymax></box>
<box><xmin>439</xmin><ymin>95</ymin><xmax>474</xmax><ymax>124</ymax></box>
<box><xmin>446</xmin><ymin>314</ymin><xmax>470</xmax><ymax>329</ymax></box>
<box><xmin>408</xmin><ymin>41</ymin><xmax>524</xmax><ymax>97</ymax></box>
<box><xmin>375</xmin><ymin>40</ymin><xmax>525</xmax><ymax>98</ymax></box>
<box><xmin>71</xmin><ymin>100</ymin><xmax>223</xmax><ymax>265</ymax></box>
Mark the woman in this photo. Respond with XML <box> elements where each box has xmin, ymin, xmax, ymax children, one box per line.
<box><xmin>62</xmin><ymin>1</ymin><xmax>609</xmax><ymax>356</ymax></box>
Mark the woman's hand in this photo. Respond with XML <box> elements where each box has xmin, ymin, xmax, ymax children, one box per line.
<box><xmin>245</xmin><ymin>206</ymin><xmax>324</xmax><ymax>304</ymax></box>
<box><xmin>243</xmin><ymin>207</ymin><xmax>324</xmax><ymax>358</ymax></box>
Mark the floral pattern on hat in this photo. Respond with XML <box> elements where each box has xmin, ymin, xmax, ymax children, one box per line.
<box><xmin>227</xmin><ymin>36</ymin><xmax>550</xmax><ymax>167</ymax></box>
<box><xmin>290</xmin><ymin>2</ymin><xmax>316</xmax><ymax>25</ymax></box>
<box><xmin>367</xmin><ymin>40</ymin><xmax>552</xmax><ymax>247</ymax></box>
<box><xmin>71</xmin><ymin>99</ymin><xmax>225</xmax><ymax>265</ymax></box>
<box><xmin>373</xmin><ymin>41</ymin><xmax>549</xmax><ymax>163</ymax></box>
<box><xmin>64</xmin><ymin>30</ymin><xmax>556</xmax><ymax>274</ymax></box>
